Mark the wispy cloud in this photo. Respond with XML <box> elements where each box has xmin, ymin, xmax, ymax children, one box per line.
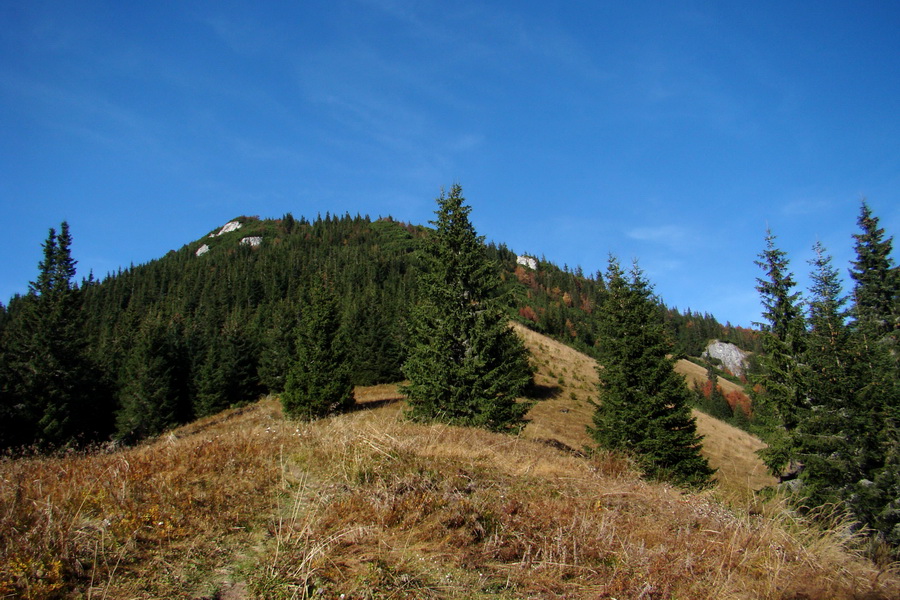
<box><xmin>0</xmin><ymin>70</ymin><xmax>161</xmax><ymax>152</ymax></box>
<box><xmin>203</xmin><ymin>14</ymin><xmax>278</xmax><ymax>56</ymax></box>
<box><xmin>627</xmin><ymin>224</ymin><xmax>688</xmax><ymax>247</ymax></box>
<box><xmin>781</xmin><ymin>197</ymin><xmax>835</xmax><ymax>217</ymax></box>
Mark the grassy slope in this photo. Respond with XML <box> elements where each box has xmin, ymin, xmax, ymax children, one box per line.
<box><xmin>514</xmin><ymin>323</ymin><xmax>775</xmax><ymax>498</ymax></box>
<box><xmin>1</xmin><ymin>328</ymin><xmax>897</xmax><ymax>599</ymax></box>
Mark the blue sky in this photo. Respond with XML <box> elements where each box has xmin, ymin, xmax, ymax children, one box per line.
<box><xmin>2</xmin><ymin>1</ymin><xmax>899</xmax><ymax>327</ymax></box>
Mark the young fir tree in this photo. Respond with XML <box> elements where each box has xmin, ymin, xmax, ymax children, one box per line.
<box><xmin>589</xmin><ymin>257</ymin><xmax>713</xmax><ymax>487</ymax></box>
<box><xmin>752</xmin><ymin>230</ymin><xmax>809</xmax><ymax>474</ymax></box>
<box><xmin>281</xmin><ymin>279</ymin><xmax>355</xmax><ymax>420</ymax></box>
<box><xmin>402</xmin><ymin>184</ymin><xmax>533</xmax><ymax>432</ymax></box>
<box><xmin>788</xmin><ymin>242</ymin><xmax>861</xmax><ymax>508</ymax></box>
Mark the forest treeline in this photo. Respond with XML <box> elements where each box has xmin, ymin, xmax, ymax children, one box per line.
<box><xmin>0</xmin><ymin>211</ymin><xmax>748</xmax><ymax>450</ymax></box>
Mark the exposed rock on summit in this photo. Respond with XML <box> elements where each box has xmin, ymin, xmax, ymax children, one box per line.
<box><xmin>213</xmin><ymin>221</ymin><xmax>243</xmax><ymax>236</ymax></box>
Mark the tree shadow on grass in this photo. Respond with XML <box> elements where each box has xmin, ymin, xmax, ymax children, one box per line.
<box><xmin>349</xmin><ymin>396</ymin><xmax>405</xmax><ymax>413</ymax></box>
<box><xmin>524</xmin><ymin>382</ymin><xmax>562</xmax><ymax>401</ymax></box>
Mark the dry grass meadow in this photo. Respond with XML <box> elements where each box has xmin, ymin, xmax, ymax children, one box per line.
<box><xmin>1</xmin><ymin>326</ymin><xmax>897</xmax><ymax>599</ymax></box>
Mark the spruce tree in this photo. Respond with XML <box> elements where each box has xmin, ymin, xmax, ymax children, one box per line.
<box><xmin>850</xmin><ymin>201</ymin><xmax>899</xmax><ymax>343</ymax></box>
<box><xmin>847</xmin><ymin>204</ymin><xmax>900</xmax><ymax>549</ymax></box>
<box><xmin>281</xmin><ymin>279</ymin><xmax>354</xmax><ymax>420</ymax></box>
<box><xmin>752</xmin><ymin>230</ymin><xmax>808</xmax><ymax>474</ymax></box>
<box><xmin>3</xmin><ymin>223</ymin><xmax>111</xmax><ymax>447</ymax></box>
<box><xmin>589</xmin><ymin>257</ymin><xmax>713</xmax><ymax>487</ymax></box>
<box><xmin>751</xmin><ymin>222</ymin><xmax>900</xmax><ymax>552</ymax></box>
<box><xmin>788</xmin><ymin>243</ymin><xmax>861</xmax><ymax>507</ymax></box>
<box><xmin>402</xmin><ymin>184</ymin><xmax>532</xmax><ymax>432</ymax></box>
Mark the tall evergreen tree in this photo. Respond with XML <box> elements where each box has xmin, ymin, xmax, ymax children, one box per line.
<box><xmin>2</xmin><ymin>223</ymin><xmax>112</xmax><ymax>448</ymax></box>
<box><xmin>846</xmin><ymin>204</ymin><xmax>900</xmax><ymax>549</ymax></box>
<box><xmin>402</xmin><ymin>184</ymin><xmax>533</xmax><ymax>432</ymax></box>
<box><xmin>752</xmin><ymin>230</ymin><xmax>808</xmax><ymax>474</ymax></box>
<box><xmin>787</xmin><ymin>243</ymin><xmax>861</xmax><ymax>507</ymax></box>
<box><xmin>281</xmin><ymin>279</ymin><xmax>355</xmax><ymax>420</ymax></box>
<box><xmin>850</xmin><ymin>201</ymin><xmax>899</xmax><ymax>344</ymax></box>
<box><xmin>589</xmin><ymin>257</ymin><xmax>713</xmax><ymax>487</ymax></box>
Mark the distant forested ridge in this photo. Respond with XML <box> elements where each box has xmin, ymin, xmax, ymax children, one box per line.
<box><xmin>0</xmin><ymin>212</ymin><xmax>748</xmax><ymax>449</ymax></box>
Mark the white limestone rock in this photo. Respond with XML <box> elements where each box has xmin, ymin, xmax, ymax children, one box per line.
<box><xmin>702</xmin><ymin>340</ymin><xmax>750</xmax><ymax>378</ymax></box>
<box><xmin>195</xmin><ymin>244</ymin><xmax>210</xmax><ymax>257</ymax></box>
<box><xmin>212</xmin><ymin>221</ymin><xmax>243</xmax><ymax>237</ymax></box>
<box><xmin>517</xmin><ymin>255</ymin><xmax>537</xmax><ymax>270</ymax></box>
<box><xmin>241</xmin><ymin>236</ymin><xmax>262</xmax><ymax>247</ymax></box>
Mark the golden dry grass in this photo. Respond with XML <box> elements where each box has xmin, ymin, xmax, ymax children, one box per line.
<box><xmin>1</xmin><ymin>327</ymin><xmax>896</xmax><ymax>599</ymax></box>
<box><xmin>514</xmin><ymin>323</ymin><xmax>778</xmax><ymax>498</ymax></box>
<box><xmin>675</xmin><ymin>357</ymin><xmax>747</xmax><ymax>397</ymax></box>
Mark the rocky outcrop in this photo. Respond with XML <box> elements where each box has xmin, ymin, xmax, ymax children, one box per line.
<box><xmin>702</xmin><ymin>340</ymin><xmax>750</xmax><ymax>378</ymax></box>
<box><xmin>241</xmin><ymin>236</ymin><xmax>262</xmax><ymax>247</ymax></box>
<box><xmin>195</xmin><ymin>244</ymin><xmax>210</xmax><ymax>257</ymax></box>
<box><xmin>517</xmin><ymin>255</ymin><xmax>537</xmax><ymax>270</ymax></box>
<box><xmin>213</xmin><ymin>221</ymin><xmax>243</xmax><ymax>236</ymax></box>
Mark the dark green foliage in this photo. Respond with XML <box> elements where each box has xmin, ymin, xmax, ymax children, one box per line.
<box><xmin>281</xmin><ymin>280</ymin><xmax>354</xmax><ymax>420</ymax></box>
<box><xmin>753</xmin><ymin>208</ymin><xmax>900</xmax><ymax>553</ymax></box>
<box><xmin>752</xmin><ymin>231</ymin><xmax>808</xmax><ymax>472</ymax></box>
<box><xmin>590</xmin><ymin>257</ymin><xmax>713</xmax><ymax>487</ymax></box>
<box><xmin>257</xmin><ymin>299</ymin><xmax>298</xmax><ymax>394</ymax></box>
<box><xmin>845</xmin><ymin>204</ymin><xmax>900</xmax><ymax>549</ymax></box>
<box><xmin>850</xmin><ymin>201</ymin><xmax>899</xmax><ymax>342</ymax></box>
<box><xmin>793</xmin><ymin>241</ymin><xmax>900</xmax><ymax>548</ymax></box>
<box><xmin>194</xmin><ymin>315</ymin><xmax>263</xmax><ymax>418</ymax></box>
<box><xmin>664</xmin><ymin>308</ymin><xmax>762</xmax><ymax>360</ymax></box>
<box><xmin>402</xmin><ymin>185</ymin><xmax>533</xmax><ymax>432</ymax></box>
<box><xmin>505</xmin><ymin>248</ymin><xmax>759</xmax><ymax>361</ymax></box>
<box><xmin>116</xmin><ymin>314</ymin><xmax>192</xmax><ymax>442</ymax></box>
<box><xmin>344</xmin><ymin>288</ymin><xmax>406</xmax><ymax>386</ymax></box>
<box><xmin>2</xmin><ymin>207</ymin><xmax>752</xmax><ymax>452</ymax></box>
<box><xmin>0</xmin><ymin>223</ymin><xmax>113</xmax><ymax>449</ymax></box>
<box><xmin>75</xmin><ymin>213</ymin><xmax>420</xmax><ymax>429</ymax></box>
<box><xmin>787</xmin><ymin>243</ymin><xmax>860</xmax><ymax>507</ymax></box>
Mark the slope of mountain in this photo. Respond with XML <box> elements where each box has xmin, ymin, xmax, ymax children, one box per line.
<box><xmin>1</xmin><ymin>326</ymin><xmax>893</xmax><ymax>599</ymax></box>
<box><xmin>513</xmin><ymin>323</ymin><xmax>774</xmax><ymax>499</ymax></box>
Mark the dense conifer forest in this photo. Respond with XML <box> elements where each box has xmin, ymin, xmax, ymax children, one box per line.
<box><xmin>0</xmin><ymin>210</ymin><xmax>752</xmax><ymax>451</ymax></box>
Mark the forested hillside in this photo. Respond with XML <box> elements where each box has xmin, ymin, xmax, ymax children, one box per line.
<box><xmin>0</xmin><ymin>212</ymin><xmax>748</xmax><ymax>450</ymax></box>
